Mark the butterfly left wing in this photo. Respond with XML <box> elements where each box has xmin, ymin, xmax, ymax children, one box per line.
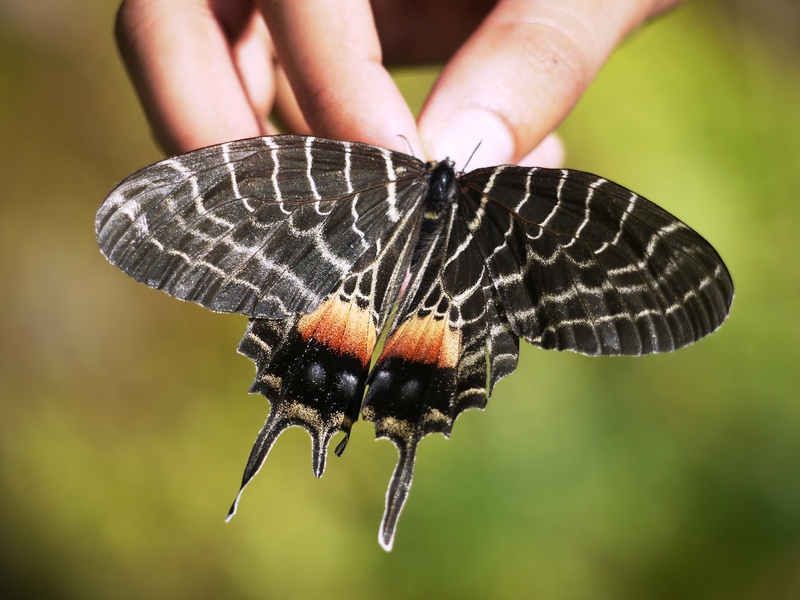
<box><xmin>228</xmin><ymin>208</ymin><xmax>425</xmax><ymax>517</ymax></box>
<box><xmin>95</xmin><ymin>135</ymin><xmax>432</xmax><ymax>519</ymax></box>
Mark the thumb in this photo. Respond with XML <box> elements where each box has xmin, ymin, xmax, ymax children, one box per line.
<box><xmin>419</xmin><ymin>0</ymin><xmax>664</xmax><ymax>169</ymax></box>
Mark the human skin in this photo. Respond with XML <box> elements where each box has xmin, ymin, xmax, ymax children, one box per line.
<box><xmin>115</xmin><ymin>0</ymin><xmax>681</xmax><ymax>169</ymax></box>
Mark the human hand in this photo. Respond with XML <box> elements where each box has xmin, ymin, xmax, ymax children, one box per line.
<box><xmin>116</xmin><ymin>0</ymin><xmax>681</xmax><ymax>168</ymax></box>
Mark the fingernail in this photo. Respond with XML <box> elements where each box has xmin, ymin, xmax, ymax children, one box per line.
<box><xmin>423</xmin><ymin>107</ymin><xmax>515</xmax><ymax>171</ymax></box>
<box><xmin>518</xmin><ymin>134</ymin><xmax>565</xmax><ymax>169</ymax></box>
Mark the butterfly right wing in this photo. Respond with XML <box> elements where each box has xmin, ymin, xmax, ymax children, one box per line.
<box><xmin>359</xmin><ymin>162</ymin><xmax>734</xmax><ymax>550</ymax></box>
<box><xmin>461</xmin><ymin>166</ymin><xmax>734</xmax><ymax>356</ymax></box>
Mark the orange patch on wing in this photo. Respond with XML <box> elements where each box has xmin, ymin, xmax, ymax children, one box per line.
<box><xmin>382</xmin><ymin>312</ymin><xmax>460</xmax><ymax>369</ymax></box>
<box><xmin>297</xmin><ymin>295</ymin><xmax>377</xmax><ymax>367</ymax></box>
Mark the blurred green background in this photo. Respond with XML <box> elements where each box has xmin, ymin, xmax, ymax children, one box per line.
<box><xmin>1</xmin><ymin>1</ymin><xmax>799</xmax><ymax>598</ymax></box>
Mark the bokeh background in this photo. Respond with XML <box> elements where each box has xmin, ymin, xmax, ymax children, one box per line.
<box><xmin>1</xmin><ymin>1</ymin><xmax>799</xmax><ymax>598</ymax></box>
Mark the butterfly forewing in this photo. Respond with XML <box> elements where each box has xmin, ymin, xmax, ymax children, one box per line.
<box><xmin>96</xmin><ymin>134</ymin><xmax>733</xmax><ymax>552</ymax></box>
<box><xmin>460</xmin><ymin>166</ymin><xmax>733</xmax><ymax>355</ymax></box>
<box><xmin>96</xmin><ymin>136</ymin><xmax>427</xmax><ymax>317</ymax></box>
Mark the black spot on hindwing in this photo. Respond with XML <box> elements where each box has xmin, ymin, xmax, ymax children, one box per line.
<box><xmin>96</xmin><ymin>134</ymin><xmax>734</xmax><ymax>551</ymax></box>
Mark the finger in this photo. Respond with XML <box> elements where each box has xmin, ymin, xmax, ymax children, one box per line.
<box><xmin>228</xmin><ymin>5</ymin><xmax>276</xmax><ymax>127</ymax></box>
<box><xmin>272</xmin><ymin>66</ymin><xmax>312</xmax><ymax>135</ymax></box>
<box><xmin>518</xmin><ymin>133</ymin><xmax>564</xmax><ymax>169</ymax></box>
<box><xmin>371</xmin><ymin>0</ymin><xmax>495</xmax><ymax>66</ymax></box>
<box><xmin>419</xmin><ymin>0</ymin><xmax>671</xmax><ymax>169</ymax></box>
<box><xmin>256</xmin><ymin>0</ymin><xmax>421</xmax><ymax>155</ymax></box>
<box><xmin>116</xmin><ymin>0</ymin><xmax>273</xmax><ymax>154</ymax></box>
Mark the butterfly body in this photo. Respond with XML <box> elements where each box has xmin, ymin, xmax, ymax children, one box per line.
<box><xmin>96</xmin><ymin>135</ymin><xmax>733</xmax><ymax>550</ymax></box>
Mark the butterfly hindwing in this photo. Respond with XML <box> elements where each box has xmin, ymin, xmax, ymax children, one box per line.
<box><xmin>227</xmin><ymin>201</ymin><xmax>427</xmax><ymax>514</ymax></box>
<box><xmin>363</xmin><ymin>173</ymin><xmax>521</xmax><ymax>549</ymax></box>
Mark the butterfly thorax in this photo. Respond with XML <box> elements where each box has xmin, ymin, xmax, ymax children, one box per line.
<box><xmin>423</xmin><ymin>159</ymin><xmax>458</xmax><ymax>220</ymax></box>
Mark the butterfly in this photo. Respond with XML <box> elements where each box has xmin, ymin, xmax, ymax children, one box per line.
<box><xmin>95</xmin><ymin>134</ymin><xmax>733</xmax><ymax>550</ymax></box>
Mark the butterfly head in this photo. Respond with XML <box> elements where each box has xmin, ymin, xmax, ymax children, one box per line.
<box><xmin>423</xmin><ymin>159</ymin><xmax>458</xmax><ymax>219</ymax></box>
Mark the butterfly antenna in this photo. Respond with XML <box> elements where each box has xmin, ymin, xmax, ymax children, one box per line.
<box><xmin>396</xmin><ymin>134</ymin><xmax>416</xmax><ymax>158</ymax></box>
<box><xmin>462</xmin><ymin>141</ymin><xmax>482</xmax><ymax>173</ymax></box>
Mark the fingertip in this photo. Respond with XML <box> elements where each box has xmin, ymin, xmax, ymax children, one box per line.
<box><xmin>418</xmin><ymin>0</ymin><xmax>653</xmax><ymax>171</ymax></box>
<box><xmin>116</xmin><ymin>0</ymin><xmax>269</xmax><ymax>155</ymax></box>
<box><xmin>518</xmin><ymin>133</ymin><xmax>565</xmax><ymax>169</ymax></box>
<box><xmin>260</xmin><ymin>1</ymin><xmax>420</xmax><ymax>155</ymax></box>
<box><xmin>421</xmin><ymin>106</ymin><xmax>515</xmax><ymax>170</ymax></box>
